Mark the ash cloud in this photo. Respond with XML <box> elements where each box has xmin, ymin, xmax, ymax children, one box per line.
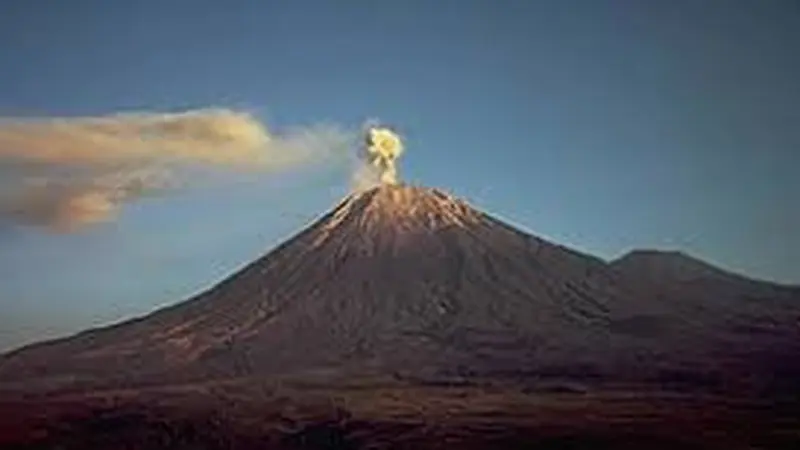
<box><xmin>350</xmin><ymin>119</ymin><xmax>404</xmax><ymax>192</ymax></box>
<box><xmin>0</xmin><ymin>109</ymin><xmax>354</xmax><ymax>231</ymax></box>
<box><xmin>0</xmin><ymin>167</ymin><xmax>174</xmax><ymax>232</ymax></box>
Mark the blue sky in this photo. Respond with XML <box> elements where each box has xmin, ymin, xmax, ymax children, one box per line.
<box><xmin>1</xmin><ymin>0</ymin><xmax>798</xmax><ymax>351</ymax></box>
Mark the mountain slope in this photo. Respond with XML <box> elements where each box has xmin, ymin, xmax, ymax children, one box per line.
<box><xmin>0</xmin><ymin>185</ymin><xmax>797</xmax><ymax>398</ymax></box>
<box><xmin>609</xmin><ymin>249</ymin><xmax>799</xmax><ymax>337</ymax></box>
<box><xmin>608</xmin><ymin>249</ymin><xmax>800</xmax><ymax>394</ymax></box>
<box><xmin>0</xmin><ymin>186</ymin><xmax>621</xmax><ymax>387</ymax></box>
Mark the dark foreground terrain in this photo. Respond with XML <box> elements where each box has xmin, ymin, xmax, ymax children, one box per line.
<box><xmin>2</xmin><ymin>376</ymin><xmax>799</xmax><ymax>449</ymax></box>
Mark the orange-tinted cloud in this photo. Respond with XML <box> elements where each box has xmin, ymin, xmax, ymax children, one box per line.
<box><xmin>0</xmin><ymin>109</ymin><xmax>354</xmax><ymax>231</ymax></box>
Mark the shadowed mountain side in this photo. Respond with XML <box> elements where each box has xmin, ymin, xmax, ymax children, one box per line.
<box><xmin>607</xmin><ymin>250</ymin><xmax>800</xmax><ymax>395</ymax></box>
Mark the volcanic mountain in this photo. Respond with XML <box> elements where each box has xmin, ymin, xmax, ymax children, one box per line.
<box><xmin>1</xmin><ymin>184</ymin><xmax>798</xmax><ymax>398</ymax></box>
<box><xmin>2</xmin><ymin>184</ymin><xmax>800</xmax><ymax>449</ymax></box>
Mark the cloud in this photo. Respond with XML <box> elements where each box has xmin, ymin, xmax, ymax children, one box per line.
<box><xmin>0</xmin><ymin>108</ymin><xmax>355</xmax><ymax>231</ymax></box>
<box><xmin>0</xmin><ymin>109</ymin><xmax>356</xmax><ymax>169</ymax></box>
<box><xmin>0</xmin><ymin>167</ymin><xmax>174</xmax><ymax>232</ymax></box>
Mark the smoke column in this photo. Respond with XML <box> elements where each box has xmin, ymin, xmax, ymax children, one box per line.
<box><xmin>351</xmin><ymin>121</ymin><xmax>404</xmax><ymax>192</ymax></box>
<box><xmin>0</xmin><ymin>108</ymin><xmax>354</xmax><ymax>231</ymax></box>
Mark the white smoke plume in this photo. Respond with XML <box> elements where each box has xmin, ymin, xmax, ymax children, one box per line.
<box><xmin>0</xmin><ymin>108</ymin><xmax>355</xmax><ymax>231</ymax></box>
<box><xmin>350</xmin><ymin>120</ymin><xmax>404</xmax><ymax>192</ymax></box>
<box><xmin>350</xmin><ymin>163</ymin><xmax>383</xmax><ymax>193</ymax></box>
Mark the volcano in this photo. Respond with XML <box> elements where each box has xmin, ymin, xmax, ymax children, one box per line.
<box><xmin>0</xmin><ymin>184</ymin><xmax>632</xmax><ymax>387</ymax></box>
<box><xmin>2</xmin><ymin>184</ymin><xmax>799</xmax><ymax>449</ymax></box>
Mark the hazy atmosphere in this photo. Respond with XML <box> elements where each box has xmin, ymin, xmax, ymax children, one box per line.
<box><xmin>1</xmin><ymin>0</ymin><xmax>798</xmax><ymax>352</ymax></box>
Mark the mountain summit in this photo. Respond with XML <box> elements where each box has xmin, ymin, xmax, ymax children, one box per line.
<box><xmin>1</xmin><ymin>184</ymin><xmax>798</xmax><ymax>398</ymax></box>
<box><xmin>0</xmin><ymin>185</ymin><xmax>617</xmax><ymax>388</ymax></box>
<box><xmin>2</xmin><ymin>183</ymin><xmax>800</xmax><ymax>449</ymax></box>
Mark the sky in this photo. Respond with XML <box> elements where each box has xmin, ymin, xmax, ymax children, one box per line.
<box><xmin>0</xmin><ymin>0</ymin><xmax>798</xmax><ymax>352</ymax></box>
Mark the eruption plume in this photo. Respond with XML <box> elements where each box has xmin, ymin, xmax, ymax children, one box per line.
<box><xmin>352</xmin><ymin>123</ymin><xmax>404</xmax><ymax>191</ymax></box>
<box><xmin>0</xmin><ymin>109</ymin><xmax>354</xmax><ymax>231</ymax></box>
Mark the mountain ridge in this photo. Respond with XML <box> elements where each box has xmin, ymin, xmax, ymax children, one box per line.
<box><xmin>0</xmin><ymin>184</ymin><xmax>797</xmax><ymax>400</ymax></box>
<box><xmin>612</xmin><ymin>249</ymin><xmax>799</xmax><ymax>288</ymax></box>
<box><xmin>2</xmin><ymin>182</ymin><xmax>799</xmax><ymax>449</ymax></box>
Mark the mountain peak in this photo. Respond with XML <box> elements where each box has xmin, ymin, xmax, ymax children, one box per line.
<box><xmin>611</xmin><ymin>249</ymin><xmax>779</xmax><ymax>287</ymax></box>
<box><xmin>320</xmin><ymin>184</ymin><xmax>484</xmax><ymax>239</ymax></box>
<box><xmin>1</xmin><ymin>179</ymin><xmax>798</xmax><ymax>410</ymax></box>
<box><xmin>0</xmin><ymin>182</ymin><xmax>628</xmax><ymax>388</ymax></box>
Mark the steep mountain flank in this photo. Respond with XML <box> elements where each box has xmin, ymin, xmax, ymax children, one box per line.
<box><xmin>1</xmin><ymin>185</ymin><xmax>797</xmax><ymax>398</ymax></box>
